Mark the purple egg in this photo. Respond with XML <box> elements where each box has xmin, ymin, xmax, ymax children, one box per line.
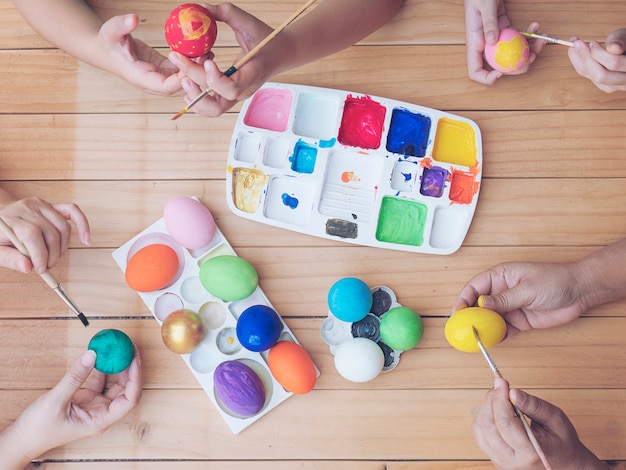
<box><xmin>214</xmin><ymin>360</ymin><xmax>266</xmax><ymax>418</ymax></box>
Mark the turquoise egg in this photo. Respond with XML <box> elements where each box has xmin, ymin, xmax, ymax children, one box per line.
<box><xmin>379</xmin><ymin>306</ymin><xmax>424</xmax><ymax>351</ymax></box>
<box><xmin>199</xmin><ymin>255</ymin><xmax>258</xmax><ymax>301</ymax></box>
<box><xmin>88</xmin><ymin>329</ymin><xmax>134</xmax><ymax>374</ymax></box>
<box><xmin>327</xmin><ymin>277</ymin><xmax>372</xmax><ymax>323</ymax></box>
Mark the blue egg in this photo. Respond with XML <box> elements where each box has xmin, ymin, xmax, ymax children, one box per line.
<box><xmin>327</xmin><ymin>277</ymin><xmax>372</xmax><ymax>323</ymax></box>
<box><xmin>236</xmin><ymin>305</ymin><xmax>283</xmax><ymax>352</ymax></box>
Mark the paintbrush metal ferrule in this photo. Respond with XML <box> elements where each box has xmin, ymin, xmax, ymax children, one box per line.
<box><xmin>521</xmin><ymin>31</ymin><xmax>574</xmax><ymax>47</ymax></box>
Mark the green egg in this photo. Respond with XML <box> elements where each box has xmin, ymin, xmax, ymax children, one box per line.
<box><xmin>379</xmin><ymin>306</ymin><xmax>424</xmax><ymax>351</ymax></box>
<box><xmin>88</xmin><ymin>329</ymin><xmax>135</xmax><ymax>374</ymax></box>
<box><xmin>199</xmin><ymin>255</ymin><xmax>258</xmax><ymax>301</ymax></box>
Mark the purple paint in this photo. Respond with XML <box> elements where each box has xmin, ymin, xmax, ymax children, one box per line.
<box><xmin>337</xmin><ymin>95</ymin><xmax>386</xmax><ymax>149</ymax></box>
<box><xmin>420</xmin><ymin>167</ymin><xmax>447</xmax><ymax>198</ymax></box>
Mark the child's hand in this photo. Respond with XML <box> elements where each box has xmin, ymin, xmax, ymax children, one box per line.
<box><xmin>0</xmin><ymin>197</ymin><xmax>90</xmax><ymax>274</ymax></box>
<box><xmin>1</xmin><ymin>349</ymin><xmax>143</xmax><ymax>467</ymax></box>
<box><xmin>169</xmin><ymin>3</ymin><xmax>276</xmax><ymax>117</ymax></box>
<box><xmin>464</xmin><ymin>0</ymin><xmax>543</xmax><ymax>84</ymax></box>
<box><xmin>568</xmin><ymin>28</ymin><xmax>626</xmax><ymax>93</ymax></box>
<box><xmin>473</xmin><ymin>378</ymin><xmax>608</xmax><ymax>470</ymax></box>
<box><xmin>98</xmin><ymin>14</ymin><xmax>185</xmax><ymax>96</ymax></box>
<box><xmin>451</xmin><ymin>261</ymin><xmax>586</xmax><ymax>335</ymax></box>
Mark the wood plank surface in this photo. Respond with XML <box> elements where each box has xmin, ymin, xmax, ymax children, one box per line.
<box><xmin>2</xmin><ymin>0</ymin><xmax>626</xmax><ymax>468</ymax></box>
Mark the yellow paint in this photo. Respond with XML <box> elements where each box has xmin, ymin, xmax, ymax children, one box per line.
<box><xmin>232</xmin><ymin>167</ymin><xmax>269</xmax><ymax>213</ymax></box>
<box><xmin>179</xmin><ymin>8</ymin><xmax>211</xmax><ymax>40</ymax></box>
<box><xmin>495</xmin><ymin>36</ymin><xmax>528</xmax><ymax>71</ymax></box>
<box><xmin>444</xmin><ymin>307</ymin><xmax>506</xmax><ymax>353</ymax></box>
<box><xmin>432</xmin><ymin>118</ymin><xmax>477</xmax><ymax>167</ymax></box>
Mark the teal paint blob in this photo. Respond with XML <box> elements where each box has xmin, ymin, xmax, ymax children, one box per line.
<box><xmin>319</xmin><ymin>138</ymin><xmax>336</xmax><ymax>148</ymax></box>
<box><xmin>290</xmin><ymin>141</ymin><xmax>317</xmax><ymax>174</ymax></box>
<box><xmin>88</xmin><ymin>329</ymin><xmax>134</xmax><ymax>374</ymax></box>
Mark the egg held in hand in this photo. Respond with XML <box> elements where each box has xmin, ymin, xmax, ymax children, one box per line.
<box><xmin>164</xmin><ymin>3</ymin><xmax>218</xmax><ymax>58</ymax></box>
<box><xmin>445</xmin><ymin>307</ymin><xmax>506</xmax><ymax>353</ymax></box>
<box><xmin>88</xmin><ymin>329</ymin><xmax>135</xmax><ymax>374</ymax></box>
<box><xmin>484</xmin><ymin>28</ymin><xmax>530</xmax><ymax>74</ymax></box>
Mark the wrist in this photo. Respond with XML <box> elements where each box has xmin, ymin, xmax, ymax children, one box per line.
<box><xmin>0</xmin><ymin>423</ymin><xmax>37</xmax><ymax>469</ymax></box>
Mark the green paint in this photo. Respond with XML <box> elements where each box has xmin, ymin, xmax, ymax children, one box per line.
<box><xmin>375</xmin><ymin>196</ymin><xmax>427</xmax><ymax>246</ymax></box>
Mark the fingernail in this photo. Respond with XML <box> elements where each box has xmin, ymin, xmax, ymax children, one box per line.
<box><xmin>82</xmin><ymin>232</ymin><xmax>91</xmax><ymax>246</ymax></box>
<box><xmin>486</xmin><ymin>32</ymin><xmax>497</xmax><ymax>44</ymax></box>
<box><xmin>574</xmin><ymin>41</ymin><xmax>584</xmax><ymax>51</ymax></box>
<box><xmin>477</xmin><ymin>295</ymin><xmax>488</xmax><ymax>308</ymax></box>
<box><xmin>169</xmin><ymin>53</ymin><xmax>180</xmax><ymax>66</ymax></box>
<box><xmin>82</xmin><ymin>349</ymin><xmax>97</xmax><ymax>367</ymax></box>
<box><xmin>181</xmin><ymin>77</ymin><xmax>192</xmax><ymax>92</ymax></box>
<box><xmin>124</xmin><ymin>14</ymin><xmax>135</xmax><ymax>27</ymax></box>
<box><xmin>450</xmin><ymin>303</ymin><xmax>467</xmax><ymax>316</ymax></box>
<box><xmin>494</xmin><ymin>377</ymin><xmax>506</xmax><ymax>389</ymax></box>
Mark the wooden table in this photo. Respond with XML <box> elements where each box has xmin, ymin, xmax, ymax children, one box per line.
<box><xmin>2</xmin><ymin>0</ymin><xmax>626</xmax><ymax>468</ymax></box>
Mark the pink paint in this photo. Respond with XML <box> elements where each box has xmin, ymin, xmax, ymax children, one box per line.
<box><xmin>244</xmin><ymin>88</ymin><xmax>293</xmax><ymax>132</ymax></box>
<box><xmin>338</xmin><ymin>95</ymin><xmax>386</xmax><ymax>149</ymax></box>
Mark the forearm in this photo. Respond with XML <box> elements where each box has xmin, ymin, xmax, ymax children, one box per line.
<box><xmin>13</xmin><ymin>0</ymin><xmax>107</xmax><ymax>69</ymax></box>
<box><xmin>573</xmin><ymin>237</ymin><xmax>626</xmax><ymax>311</ymax></box>
<box><xmin>0</xmin><ymin>187</ymin><xmax>18</xmax><ymax>205</ymax></box>
<box><xmin>264</xmin><ymin>0</ymin><xmax>404</xmax><ymax>75</ymax></box>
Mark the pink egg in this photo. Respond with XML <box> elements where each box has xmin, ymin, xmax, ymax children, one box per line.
<box><xmin>164</xmin><ymin>197</ymin><xmax>216</xmax><ymax>249</ymax></box>
<box><xmin>484</xmin><ymin>28</ymin><xmax>530</xmax><ymax>74</ymax></box>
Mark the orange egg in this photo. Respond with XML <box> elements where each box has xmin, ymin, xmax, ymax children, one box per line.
<box><xmin>125</xmin><ymin>244</ymin><xmax>180</xmax><ymax>292</ymax></box>
<box><xmin>268</xmin><ymin>341</ymin><xmax>316</xmax><ymax>394</ymax></box>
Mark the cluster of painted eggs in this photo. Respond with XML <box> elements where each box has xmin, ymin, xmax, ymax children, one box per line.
<box><xmin>123</xmin><ymin>196</ymin><xmax>316</xmax><ymax>419</ymax></box>
<box><xmin>164</xmin><ymin>3</ymin><xmax>218</xmax><ymax>58</ymax></box>
<box><xmin>325</xmin><ymin>277</ymin><xmax>424</xmax><ymax>383</ymax></box>
<box><xmin>484</xmin><ymin>28</ymin><xmax>531</xmax><ymax>74</ymax></box>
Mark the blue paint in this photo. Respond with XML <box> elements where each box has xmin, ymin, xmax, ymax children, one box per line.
<box><xmin>319</xmin><ymin>137</ymin><xmax>336</xmax><ymax>148</ymax></box>
<box><xmin>386</xmin><ymin>108</ymin><xmax>431</xmax><ymax>157</ymax></box>
<box><xmin>290</xmin><ymin>140</ymin><xmax>317</xmax><ymax>174</ymax></box>
<box><xmin>281</xmin><ymin>193</ymin><xmax>299</xmax><ymax>209</ymax></box>
<box><xmin>402</xmin><ymin>172</ymin><xmax>412</xmax><ymax>182</ymax></box>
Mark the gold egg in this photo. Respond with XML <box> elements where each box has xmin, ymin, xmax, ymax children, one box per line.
<box><xmin>161</xmin><ymin>309</ymin><xmax>207</xmax><ymax>354</ymax></box>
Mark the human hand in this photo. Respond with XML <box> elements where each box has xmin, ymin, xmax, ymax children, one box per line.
<box><xmin>169</xmin><ymin>3</ymin><xmax>278</xmax><ymax>117</ymax></box>
<box><xmin>3</xmin><ymin>348</ymin><xmax>142</xmax><ymax>465</ymax></box>
<box><xmin>451</xmin><ymin>261</ymin><xmax>586</xmax><ymax>336</ymax></box>
<box><xmin>568</xmin><ymin>28</ymin><xmax>626</xmax><ymax>93</ymax></box>
<box><xmin>464</xmin><ymin>0</ymin><xmax>543</xmax><ymax>84</ymax></box>
<box><xmin>98</xmin><ymin>13</ymin><xmax>185</xmax><ymax>96</ymax></box>
<box><xmin>0</xmin><ymin>197</ymin><xmax>91</xmax><ymax>274</ymax></box>
<box><xmin>472</xmin><ymin>378</ymin><xmax>608</xmax><ymax>470</ymax></box>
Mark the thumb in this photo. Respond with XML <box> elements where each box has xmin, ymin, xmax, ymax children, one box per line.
<box><xmin>478</xmin><ymin>3</ymin><xmax>500</xmax><ymax>45</ymax></box>
<box><xmin>478</xmin><ymin>284</ymin><xmax>533</xmax><ymax>313</ymax></box>
<box><xmin>605</xmin><ymin>28</ymin><xmax>626</xmax><ymax>55</ymax></box>
<box><xmin>0</xmin><ymin>246</ymin><xmax>32</xmax><ymax>273</ymax></box>
<box><xmin>47</xmin><ymin>350</ymin><xmax>97</xmax><ymax>403</ymax></box>
<box><xmin>100</xmin><ymin>14</ymin><xmax>139</xmax><ymax>41</ymax></box>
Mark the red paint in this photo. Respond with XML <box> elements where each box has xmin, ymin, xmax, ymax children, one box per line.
<box><xmin>449</xmin><ymin>171</ymin><xmax>479</xmax><ymax>204</ymax></box>
<box><xmin>164</xmin><ymin>4</ymin><xmax>218</xmax><ymax>58</ymax></box>
<box><xmin>338</xmin><ymin>95</ymin><xmax>386</xmax><ymax>149</ymax></box>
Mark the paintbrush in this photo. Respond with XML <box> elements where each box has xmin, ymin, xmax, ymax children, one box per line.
<box><xmin>472</xmin><ymin>326</ymin><xmax>552</xmax><ymax>470</ymax></box>
<box><xmin>521</xmin><ymin>31</ymin><xmax>574</xmax><ymax>48</ymax></box>
<box><xmin>171</xmin><ymin>0</ymin><xmax>318</xmax><ymax>120</ymax></box>
<box><xmin>0</xmin><ymin>217</ymin><xmax>89</xmax><ymax>326</ymax></box>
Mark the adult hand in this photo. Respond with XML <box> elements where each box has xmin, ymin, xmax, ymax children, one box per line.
<box><xmin>169</xmin><ymin>3</ymin><xmax>276</xmax><ymax>117</ymax></box>
<box><xmin>464</xmin><ymin>0</ymin><xmax>544</xmax><ymax>84</ymax></box>
<box><xmin>5</xmin><ymin>348</ymin><xmax>143</xmax><ymax>465</ymax></box>
<box><xmin>451</xmin><ymin>261</ymin><xmax>586</xmax><ymax>336</ymax></box>
<box><xmin>568</xmin><ymin>28</ymin><xmax>626</xmax><ymax>93</ymax></box>
<box><xmin>0</xmin><ymin>197</ymin><xmax>90</xmax><ymax>274</ymax></box>
<box><xmin>98</xmin><ymin>14</ymin><xmax>185</xmax><ymax>96</ymax></box>
<box><xmin>473</xmin><ymin>378</ymin><xmax>608</xmax><ymax>469</ymax></box>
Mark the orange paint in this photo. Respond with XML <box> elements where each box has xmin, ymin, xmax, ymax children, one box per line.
<box><xmin>449</xmin><ymin>170</ymin><xmax>479</xmax><ymax>205</ymax></box>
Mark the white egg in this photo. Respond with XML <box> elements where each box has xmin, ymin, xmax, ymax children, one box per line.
<box><xmin>333</xmin><ymin>337</ymin><xmax>384</xmax><ymax>383</ymax></box>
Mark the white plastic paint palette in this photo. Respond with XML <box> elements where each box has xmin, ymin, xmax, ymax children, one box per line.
<box><xmin>112</xmin><ymin>203</ymin><xmax>317</xmax><ymax>434</ymax></box>
<box><xmin>226</xmin><ymin>82</ymin><xmax>483</xmax><ymax>255</ymax></box>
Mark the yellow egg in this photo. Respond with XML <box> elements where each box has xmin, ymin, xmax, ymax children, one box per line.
<box><xmin>444</xmin><ymin>307</ymin><xmax>506</xmax><ymax>352</ymax></box>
